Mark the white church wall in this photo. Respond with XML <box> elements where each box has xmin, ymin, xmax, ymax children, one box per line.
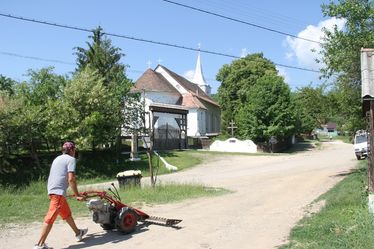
<box><xmin>145</xmin><ymin>92</ymin><xmax>179</xmax><ymax>105</ymax></box>
<box><xmin>187</xmin><ymin>109</ymin><xmax>198</xmax><ymax>137</ymax></box>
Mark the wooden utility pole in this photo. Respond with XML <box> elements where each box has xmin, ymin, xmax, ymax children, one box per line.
<box><xmin>368</xmin><ymin>101</ymin><xmax>374</xmax><ymax>192</ymax></box>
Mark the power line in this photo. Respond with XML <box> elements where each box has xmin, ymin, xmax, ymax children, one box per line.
<box><xmin>0</xmin><ymin>12</ymin><xmax>320</xmax><ymax>73</ymax></box>
<box><xmin>0</xmin><ymin>51</ymin><xmax>75</xmax><ymax>65</ymax></box>
<box><xmin>161</xmin><ymin>0</ymin><xmax>321</xmax><ymax>45</ymax></box>
<box><xmin>0</xmin><ymin>50</ymin><xmax>160</xmax><ymax>75</ymax></box>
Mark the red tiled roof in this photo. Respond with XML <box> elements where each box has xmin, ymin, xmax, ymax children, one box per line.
<box><xmin>133</xmin><ymin>66</ymin><xmax>220</xmax><ymax>110</ymax></box>
<box><xmin>158</xmin><ymin>65</ymin><xmax>219</xmax><ymax>107</ymax></box>
<box><xmin>132</xmin><ymin>68</ymin><xmax>181</xmax><ymax>96</ymax></box>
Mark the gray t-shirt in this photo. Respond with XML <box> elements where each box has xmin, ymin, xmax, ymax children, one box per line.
<box><xmin>47</xmin><ymin>154</ymin><xmax>76</xmax><ymax>196</ymax></box>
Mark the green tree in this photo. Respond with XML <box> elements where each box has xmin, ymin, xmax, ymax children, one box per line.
<box><xmin>74</xmin><ymin>26</ymin><xmax>130</xmax><ymax>88</ymax></box>
<box><xmin>293</xmin><ymin>85</ymin><xmax>330</xmax><ymax>135</ymax></box>
<box><xmin>0</xmin><ymin>75</ymin><xmax>16</xmax><ymax>95</ymax></box>
<box><xmin>217</xmin><ymin>53</ymin><xmax>277</xmax><ymax>135</ymax></box>
<box><xmin>236</xmin><ymin>74</ymin><xmax>296</xmax><ymax>142</ymax></box>
<box><xmin>61</xmin><ymin>67</ymin><xmax>118</xmax><ymax>149</ymax></box>
<box><xmin>319</xmin><ymin>0</ymin><xmax>374</xmax><ymax>133</ymax></box>
<box><xmin>217</xmin><ymin>53</ymin><xmax>296</xmax><ymax>142</ymax></box>
<box><xmin>74</xmin><ymin>26</ymin><xmax>132</xmax><ymax>148</ymax></box>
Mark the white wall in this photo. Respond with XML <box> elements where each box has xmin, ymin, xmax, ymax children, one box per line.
<box><xmin>145</xmin><ymin>92</ymin><xmax>179</xmax><ymax>105</ymax></box>
<box><xmin>187</xmin><ymin>109</ymin><xmax>198</xmax><ymax>137</ymax></box>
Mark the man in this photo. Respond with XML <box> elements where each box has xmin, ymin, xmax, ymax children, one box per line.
<box><xmin>34</xmin><ymin>141</ymin><xmax>88</xmax><ymax>249</ymax></box>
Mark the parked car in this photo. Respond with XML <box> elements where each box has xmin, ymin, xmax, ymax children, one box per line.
<box><xmin>354</xmin><ymin>130</ymin><xmax>369</xmax><ymax>160</ymax></box>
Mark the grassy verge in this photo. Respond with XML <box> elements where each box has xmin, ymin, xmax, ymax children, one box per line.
<box><xmin>0</xmin><ymin>181</ymin><xmax>229</xmax><ymax>225</ymax></box>
<box><xmin>280</xmin><ymin>161</ymin><xmax>374</xmax><ymax>249</ymax></box>
<box><xmin>78</xmin><ymin>150</ymin><xmax>206</xmax><ymax>185</ymax></box>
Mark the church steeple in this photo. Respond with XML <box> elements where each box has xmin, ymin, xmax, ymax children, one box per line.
<box><xmin>192</xmin><ymin>49</ymin><xmax>211</xmax><ymax>95</ymax></box>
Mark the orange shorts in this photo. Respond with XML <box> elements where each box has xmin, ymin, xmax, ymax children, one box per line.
<box><xmin>44</xmin><ymin>194</ymin><xmax>72</xmax><ymax>224</ymax></box>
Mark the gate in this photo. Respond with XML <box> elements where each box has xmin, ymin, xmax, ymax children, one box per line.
<box><xmin>153</xmin><ymin>125</ymin><xmax>186</xmax><ymax>150</ymax></box>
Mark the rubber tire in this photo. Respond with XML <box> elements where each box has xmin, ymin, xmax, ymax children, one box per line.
<box><xmin>117</xmin><ymin>208</ymin><xmax>138</xmax><ymax>234</ymax></box>
<box><xmin>101</xmin><ymin>224</ymin><xmax>115</xmax><ymax>230</ymax></box>
<box><xmin>356</xmin><ymin>155</ymin><xmax>361</xmax><ymax>160</ymax></box>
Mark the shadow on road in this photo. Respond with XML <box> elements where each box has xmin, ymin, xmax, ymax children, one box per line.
<box><xmin>330</xmin><ymin>167</ymin><xmax>366</xmax><ymax>178</ymax></box>
<box><xmin>283</xmin><ymin>142</ymin><xmax>316</xmax><ymax>154</ymax></box>
<box><xmin>64</xmin><ymin>226</ymin><xmax>149</xmax><ymax>249</ymax></box>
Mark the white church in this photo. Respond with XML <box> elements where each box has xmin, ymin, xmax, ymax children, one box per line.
<box><xmin>132</xmin><ymin>52</ymin><xmax>221</xmax><ymax>150</ymax></box>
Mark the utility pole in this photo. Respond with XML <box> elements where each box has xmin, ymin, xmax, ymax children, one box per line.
<box><xmin>361</xmin><ymin>48</ymin><xmax>374</xmax><ymax>213</ymax></box>
<box><xmin>368</xmin><ymin>102</ymin><xmax>374</xmax><ymax>192</ymax></box>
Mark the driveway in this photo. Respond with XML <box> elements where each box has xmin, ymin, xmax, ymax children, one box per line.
<box><xmin>0</xmin><ymin>141</ymin><xmax>357</xmax><ymax>249</ymax></box>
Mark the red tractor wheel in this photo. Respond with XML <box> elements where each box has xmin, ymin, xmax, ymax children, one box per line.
<box><xmin>117</xmin><ymin>208</ymin><xmax>138</xmax><ymax>234</ymax></box>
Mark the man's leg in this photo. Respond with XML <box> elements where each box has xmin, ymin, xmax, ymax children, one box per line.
<box><xmin>36</xmin><ymin>223</ymin><xmax>53</xmax><ymax>246</ymax></box>
<box><xmin>36</xmin><ymin>195</ymin><xmax>60</xmax><ymax>246</ymax></box>
<box><xmin>65</xmin><ymin>216</ymin><xmax>80</xmax><ymax>235</ymax></box>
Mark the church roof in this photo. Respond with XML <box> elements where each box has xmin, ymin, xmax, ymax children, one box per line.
<box><xmin>132</xmin><ymin>68</ymin><xmax>181</xmax><ymax>96</ymax></box>
<box><xmin>158</xmin><ymin>65</ymin><xmax>219</xmax><ymax>107</ymax></box>
<box><xmin>133</xmin><ymin>65</ymin><xmax>219</xmax><ymax>110</ymax></box>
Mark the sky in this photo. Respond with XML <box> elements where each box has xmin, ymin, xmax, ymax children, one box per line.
<box><xmin>0</xmin><ymin>0</ymin><xmax>345</xmax><ymax>94</ymax></box>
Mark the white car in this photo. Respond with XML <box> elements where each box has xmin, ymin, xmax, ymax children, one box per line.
<box><xmin>354</xmin><ymin>130</ymin><xmax>369</xmax><ymax>160</ymax></box>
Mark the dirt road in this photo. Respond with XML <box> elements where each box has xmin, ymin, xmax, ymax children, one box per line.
<box><xmin>0</xmin><ymin>141</ymin><xmax>357</xmax><ymax>249</ymax></box>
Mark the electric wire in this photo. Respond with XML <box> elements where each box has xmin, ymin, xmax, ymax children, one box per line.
<box><xmin>0</xmin><ymin>12</ymin><xmax>320</xmax><ymax>73</ymax></box>
<box><xmin>161</xmin><ymin>0</ymin><xmax>321</xmax><ymax>45</ymax></box>
<box><xmin>200</xmin><ymin>0</ymin><xmax>310</xmax><ymax>31</ymax></box>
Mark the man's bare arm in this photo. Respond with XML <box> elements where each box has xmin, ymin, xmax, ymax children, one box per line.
<box><xmin>68</xmin><ymin>172</ymin><xmax>83</xmax><ymax>201</ymax></box>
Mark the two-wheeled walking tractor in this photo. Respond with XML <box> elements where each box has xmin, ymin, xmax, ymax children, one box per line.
<box><xmin>78</xmin><ymin>183</ymin><xmax>182</xmax><ymax>234</ymax></box>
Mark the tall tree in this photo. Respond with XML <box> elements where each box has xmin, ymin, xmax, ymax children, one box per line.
<box><xmin>293</xmin><ymin>85</ymin><xmax>331</xmax><ymax>135</ymax></box>
<box><xmin>61</xmin><ymin>67</ymin><xmax>118</xmax><ymax>149</ymax></box>
<box><xmin>217</xmin><ymin>53</ymin><xmax>296</xmax><ymax>142</ymax></box>
<box><xmin>216</xmin><ymin>53</ymin><xmax>277</xmax><ymax>135</ymax></box>
<box><xmin>319</xmin><ymin>0</ymin><xmax>374</xmax><ymax>133</ymax></box>
<box><xmin>74</xmin><ymin>26</ymin><xmax>130</xmax><ymax>88</ymax></box>
<box><xmin>236</xmin><ymin>74</ymin><xmax>296</xmax><ymax>142</ymax></box>
<box><xmin>74</xmin><ymin>26</ymin><xmax>132</xmax><ymax>148</ymax></box>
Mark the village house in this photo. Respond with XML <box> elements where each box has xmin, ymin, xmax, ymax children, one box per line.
<box><xmin>132</xmin><ymin>52</ymin><xmax>221</xmax><ymax>150</ymax></box>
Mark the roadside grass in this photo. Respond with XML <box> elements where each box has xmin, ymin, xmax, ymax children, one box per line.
<box><xmin>0</xmin><ymin>181</ymin><xmax>229</xmax><ymax>225</ymax></box>
<box><xmin>280</xmin><ymin>160</ymin><xmax>374</xmax><ymax>249</ymax></box>
<box><xmin>78</xmin><ymin>150</ymin><xmax>271</xmax><ymax>186</ymax></box>
<box><xmin>78</xmin><ymin>150</ymin><xmax>205</xmax><ymax>185</ymax></box>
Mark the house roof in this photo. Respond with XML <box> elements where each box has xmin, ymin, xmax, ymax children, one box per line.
<box><xmin>132</xmin><ymin>68</ymin><xmax>181</xmax><ymax>96</ymax></box>
<box><xmin>132</xmin><ymin>65</ymin><xmax>220</xmax><ymax>110</ymax></box>
<box><xmin>158</xmin><ymin>65</ymin><xmax>219</xmax><ymax>108</ymax></box>
<box><xmin>326</xmin><ymin>122</ymin><xmax>337</xmax><ymax>129</ymax></box>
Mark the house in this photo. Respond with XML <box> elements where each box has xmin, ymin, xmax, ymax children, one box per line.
<box><xmin>315</xmin><ymin>122</ymin><xmax>338</xmax><ymax>137</ymax></box>
<box><xmin>132</xmin><ymin>52</ymin><xmax>221</xmax><ymax>149</ymax></box>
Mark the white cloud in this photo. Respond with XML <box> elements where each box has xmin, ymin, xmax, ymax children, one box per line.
<box><xmin>284</xmin><ymin>17</ymin><xmax>345</xmax><ymax>70</ymax></box>
<box><xmin>184</xmin><ymin>69</ymin><xmax>195</xmax><ymax>81</ymax></box>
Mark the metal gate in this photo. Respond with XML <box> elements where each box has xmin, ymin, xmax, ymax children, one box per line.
<box><xmin>153</xmin><ymin>125</ymin><xmax>185</xmax><ymax>150</ymax></box>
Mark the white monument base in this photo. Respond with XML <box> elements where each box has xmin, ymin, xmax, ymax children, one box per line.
<box><xmin>209</xmin><ymin>137</ymin><xmax>257</xmax><ymax>153</ymax></box>
<box><xmin>369</xmin><ymin>194</ymin><xmax>374</xmax><ymax>214</ymax></box>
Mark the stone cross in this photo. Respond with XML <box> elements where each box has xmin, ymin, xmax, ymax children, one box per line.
<box><xmin>227</xmin><ymin>120</ymin><xmax>237</xmax><ymax>137</ymax></box>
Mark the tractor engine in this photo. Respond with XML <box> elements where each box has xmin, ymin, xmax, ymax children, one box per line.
<box><xmin>87</xmin><ymin>199</ymin><xmax>113</xmax><ymax>225</ymax></box>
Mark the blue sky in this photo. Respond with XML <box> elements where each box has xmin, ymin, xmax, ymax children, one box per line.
<box><xmin>0</xmin><ymin>0</ymin><xmax>344</xmax><ymax>94</ymax></box>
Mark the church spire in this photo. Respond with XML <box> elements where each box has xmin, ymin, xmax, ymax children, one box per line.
<box><xmin>192</xmin><ymin>48</ymin><xmax>211</xmax><ymax>95</ymax></box>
